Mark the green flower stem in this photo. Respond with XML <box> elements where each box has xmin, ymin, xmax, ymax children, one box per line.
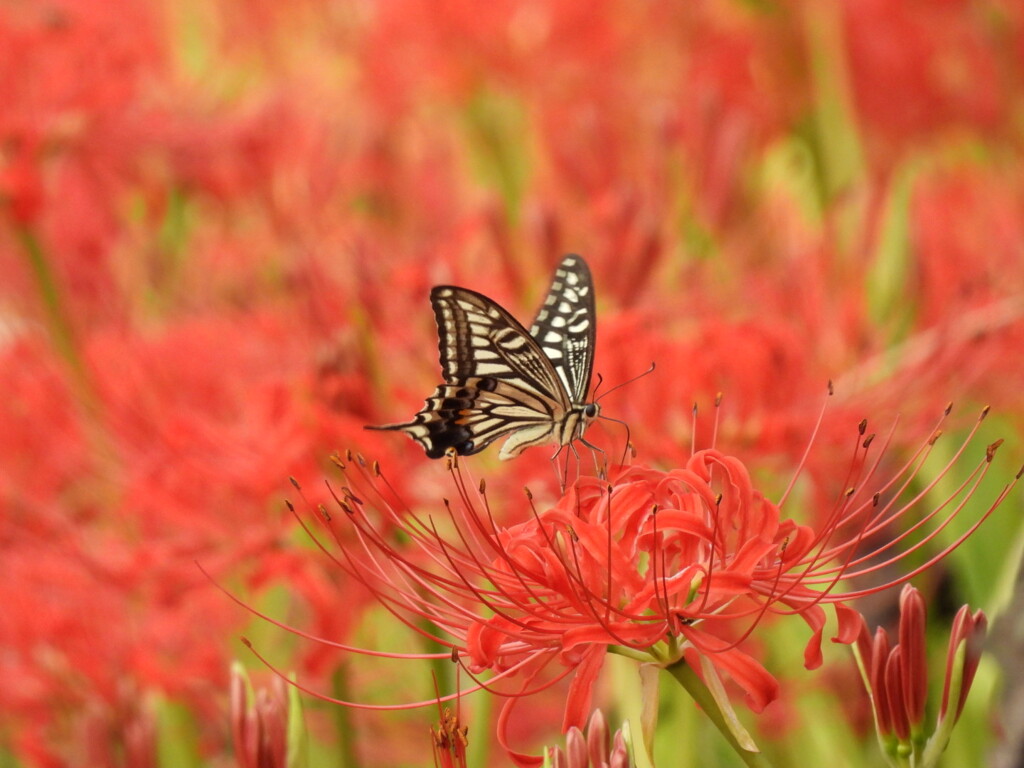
<box><xmin>331</xmin><ymin>664</ymin><xmax>361</xmax><ymax>768</ymax></box>
<box><xmin>16</xmin><ymin>224</ymin><xmax>118</xmax><ymax>468</ymax></box>
<box><xmin>466</xmin><ymin>686</ymin><xmax>492</xmax><ymax>768</ymax></box>
<box><xmin>17</xmin><ymin>226</ymin><xmax>88</xmax><ymax>376</ymax></box>
<box><xmin>665</xmin><ymin>660</ymin><xmax>775</xmax><ymax>768</ymax></box>
<box><xmin>609</xmin><ymin>644</ymin><xmax>663</xmax><ymax>664</ymax></box>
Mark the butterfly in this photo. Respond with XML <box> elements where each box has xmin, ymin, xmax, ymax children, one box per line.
<box><xmin>367</xmin><ymin>254</ymin><xmax>601</xmax><ymax>460</ymax></box>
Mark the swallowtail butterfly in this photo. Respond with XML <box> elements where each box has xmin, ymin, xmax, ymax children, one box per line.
<box><xmin>368</xmin><ymin>254</ymin><xmax>600</xmax><ymax>460</ymax></box>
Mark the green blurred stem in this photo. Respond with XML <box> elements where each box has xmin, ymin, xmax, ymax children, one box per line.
<box><xmin>350</xmin><ymin>300</ymin><xmax>386</xmax><ymax>415</ymax></box>
<box><xmin>331</xmin><ymin>664</ymin><xmax>361</xmax><ymax>768</ymax></box>
<box><xmin>16</xmin><ymin>225</ymin><xmax>88</xmax><ymax>380</ymax></box>
<box><xmin>0</xmin><ymin>739</ymin><xmax>16</xmax><ymax>768</ymax></box>
<box><xmin>466</xmin><ymin>688</ymin><xmax>492</xmax><ymax>768</ymax></box>
<box><xmin>801</xmin><ymin>1</ymin><xmax>864</xmax><ymax>202</ymax></box>
<box><xmin>16</xmin><ymin>223</ymin><xmax>116</xmax><ymax>466</ymax></box>
<box><xmin>664</xmin><ymin>660</ymin><xmax>774</xmax><ymax>768</ymax></box>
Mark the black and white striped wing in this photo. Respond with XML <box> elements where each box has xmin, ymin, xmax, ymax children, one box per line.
<box><xmin>431</xmin><ymin>285</ymin><xmax>570</xmax><ymax>404</ymax></box>
<box><xmin>529</xmin><ymin>254</ymin><xmax>595</xmax><ymax>405</ymax></box>
<box><xmin>368</xmin><ymin>286</ymin><xmax>573</xmax><ymax>459</ymax></box>
<box><xmin>370</xmin><ymin>375</ymin><xmax>562</xmax><ymax>459</ymax></box>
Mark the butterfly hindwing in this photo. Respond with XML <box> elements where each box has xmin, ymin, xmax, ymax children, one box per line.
<box><xmin>373</xmin><ymin>376</ymin><xmax>560</xmax><ymax>459</ymax></box>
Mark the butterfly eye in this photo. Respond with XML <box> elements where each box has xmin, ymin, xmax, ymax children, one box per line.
<box><xmin>457</xmin><ymin>439</ymin><xmax>475</xmax><ymax>454</ymax></box>
<box><xmin>584</xmin><ymin>403</ymin><xmax>599</xmax><ymax>419</ymax></box>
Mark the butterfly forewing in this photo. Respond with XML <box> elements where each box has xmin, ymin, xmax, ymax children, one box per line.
<box><xmin>529</xmin><ymin>255</ymin><xmax>595</xmax><ymax>404</ymax></box>
<box><xmin>431</xmin><ymin>286</ymin><xmax>570</xmax><ymax>409</ymax></box>
<box><xmin>368</xmin><ymin>254</ymin><xmax>598</xmax><ymax>460</ymax></box>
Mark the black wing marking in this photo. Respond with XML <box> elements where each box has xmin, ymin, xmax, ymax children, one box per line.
<box><xmin>528</xmin><ymin>254</ymin><xmax>595</xmax><ymax>404</ymax></box>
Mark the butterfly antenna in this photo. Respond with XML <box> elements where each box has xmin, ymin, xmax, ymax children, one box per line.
<box><xmin>594</xmin><ymin>362</ymin><xmax>656</xmax><ymax>402</ymax></box>
<box><xmin>591</xmin><ymin>372</ymin><xmax>605</xmax><ymax>400</ymax></box>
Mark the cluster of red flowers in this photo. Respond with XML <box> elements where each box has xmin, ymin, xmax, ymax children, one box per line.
<box><xmin>273</xmin><ymin>399</ymin><xmax>1013</xmax><ymax>765</ymax></box>
<box><xmin>3</xmin><ymin>0</ymin><xmax>1024</xmax><ymax>765</ymax></box>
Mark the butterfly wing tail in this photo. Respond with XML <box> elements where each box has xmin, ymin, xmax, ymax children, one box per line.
<box><xmin>365</xmin><ymin>384</ymin><xmax>490</xmax><ymax>459</ymax></box>
<box><xmin>364</xmin><ymin>421</ymin><xmax>416</xmax><ymax>432</ymax></box>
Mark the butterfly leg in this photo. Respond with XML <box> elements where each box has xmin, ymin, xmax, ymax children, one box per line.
<box><xmin>568</xmin><ymin>441</ymin><xmax>582</xmax><ymax>487</ymax></box>
<box><xmin>578</xmin><ymin>436</ymin><xmax>608</xmax><ymax>479</ymax></box>
<box><xmin>548</xmin><ymin>444</ymin><xmax>568</xmax><ymax>492</ymax></box>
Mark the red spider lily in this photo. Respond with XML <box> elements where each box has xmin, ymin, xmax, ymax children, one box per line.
<box><xmin>240</xmin><ymin>402</ymin><xmax>1016</xmax><ymax>766</ymax></box>
<box><xmin>432</xmin><ymin>702</ymin><xmax>470</xmax><ymax>768</ymax></box>
<box><xmin>3</xmin><ymin>1</ymin><xmax>1023</xmax><ymax>767</ymax></box>
<box><xmin>231</xmin><ymin>665</ymin><xmax>302</xmax><ymax>768</ymax></box>
<box><xmin>0</xmin><ymin>311</ymin><xmax>381</xmax><ymax>760</ymax></box>
<box><xmin>842</xmin><ymin>0</ymin><xmax>1008</xmax><ymax>156</ymax></box>
<box><xmin>7</xmin><ymin>678</ymin><xmax>157</xmax><ymax>768</ymax></box>
<box><xmin>546</xmin><ymin>709</ymin><xmax>633</xmax><ymax>768</ymax></box>
<box><xmin>428</xmin><ymin>658</ymin><xmax>471</xmax><ymax>768</ymax></box>
<box><xmin>852</xmin><ymin>584</ymin><xmax>988</xmax><ymax>767</ymax></box>
<box><xmin>0</xmin><ymin>0</ymin><xmax>170</xmax><ymax>318</ymax></box>
<box><xmin>911</xmin><ymin>167</ymin><xmax>1024</xmax><ymax>327</ymax></box>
